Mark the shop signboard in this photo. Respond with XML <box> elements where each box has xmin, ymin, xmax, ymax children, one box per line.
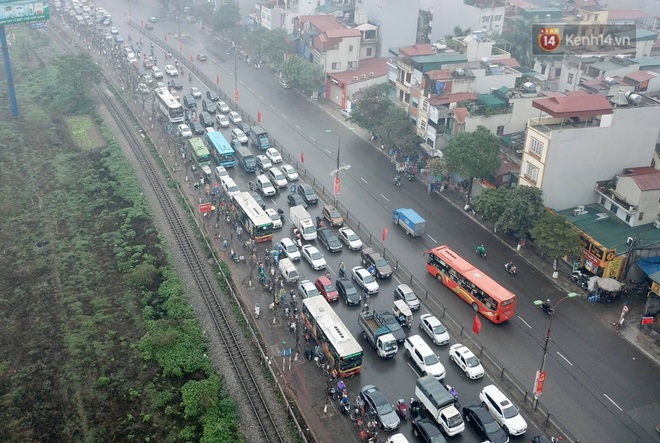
<box><xmin>0</xmin><ymin>0</ymin><xmax>50</xmax><ymax>26</ymax></box>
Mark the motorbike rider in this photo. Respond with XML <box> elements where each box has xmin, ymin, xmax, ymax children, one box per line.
<box><xmin>505</xmin><ymin>261</ymin><xmax>517</xmax><ymax>274</ymax></box>
<box><xmin>316</xmin><ymin>216</ymin><xmax>324</xmax><ymax>229</ymax></box>
<box><xmin>542</xmin><ymin>298</ymin><xmax>553</xmax><ymax>311</ymax></box>
<box><xmin>338</xmin><ymin>261</ymin><xmax>346</xmax><ymax>277</ymax></box>
<box><xmin>476</xmin><ymin>244</ymin><xmax>486</xmax><ymax>257</ymax></box>
<box><xmin>393</xmin><ymin>175</ymin><xmax>401</xmax><ymax>186</ymax></box>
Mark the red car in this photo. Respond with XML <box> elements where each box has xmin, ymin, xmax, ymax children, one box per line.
<box><xmin>142</xmin><ymin>59</ymin><xmax>153</xmax><ymax>69</ymax></box>
<box><xmin>315</xmin><ymin>276</ymin><xmax>338</xmax><ymax>302</ymax></box>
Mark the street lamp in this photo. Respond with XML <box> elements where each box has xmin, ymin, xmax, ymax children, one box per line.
<box><xmin>531</xmin><ymin>292</ymin><xmax>578</xmax><ymax>409</ymax></box>
<box><xmin>325</xmin><ymin>129</ymin><xmax>353</xmax><ymax>202</ymax></box>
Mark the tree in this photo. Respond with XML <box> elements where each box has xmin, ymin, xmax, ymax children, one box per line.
<box><xmin>297</xmin><ymin>62</ymin><xmax>324</xmax><ymax>95</ymax></box>
<box><xmin>211</xmin><ymin>1</ymin><xmax>240</xmax><ymax>35</ymax></box>
<box><xmin>52</xmin><ymin>53</ymin><xmax>102</xmax><ymax>114</ymax></box>
<box><xmin>378</xmin><ymin>106</ymin><xmax>419</xmax><ymax>156</ymax></box>
<box><xmin>443</xmin><ymin>126</ymin><xmax>501</xmax><ymax>204</ymax></box>
<box><xmin>349</xmin><ymin>83</ymin><xmax>393</xmax><ymax>133</ymax></box>
<box><xmin>530</xmin><ymin>212</ymin><xmax>583</xmax><ymax>259</ymax></box>
<box><xmin>423</xmin><ymin>158</ymin><xmax>448</xmax><ymax>180</ymax></box>
<box><xmin>261</xmin><ymin>29</ymin><xmax>290</xmax><ymax>65</ymax></box>
<box><xmin>495</xmin><ymin>186</ymin><xmax>545</xmax><ymax>238</ymax></box>
<box><xmin>498</xmin><ymin>18</ymin><xmax>532</xmax><ymax>67</ymax></box>
<box><xmin>280</xmin><ymin>56</ymin><xmax>304</xmax><ymax>85</ymax></box>
<box><xmin>473</xmin><ymin>187</ymin><xmax>509</xmax><ymax>222</ymax></box>
<box><xmin>247</xmin><ymin>27</ymin><xmax>270</xmax><ymax>60</ymax></box>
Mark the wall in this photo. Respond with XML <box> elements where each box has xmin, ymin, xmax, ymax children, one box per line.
<box><xmin>357</xmin><ymin>0</ymin><xmax>420</xmax><ymax>57</ymax></box>
<box><xmin>422</xmin><ymin>0</ymin><xmax>504</xmax><ymax>45</ymax></box>
<box><xmin>464</xmin><ymin>97</ymin><xmax>536</xmax><ymax>134</ymax></box>
<box><xmin>471</xmin><ymin>68</ymin><xmax>520</xmax><ymax>93</ymax></box>
<box><xmin>321</xmin><ymin>35</ymin><xmax>362</xmax><ymax>74</ymax></box>
<box><xmin>538</xmin><ymin>106</ymin><xmax>660</xmax><ymax>210</ymax></box>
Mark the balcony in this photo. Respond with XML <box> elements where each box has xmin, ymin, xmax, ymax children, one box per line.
<box><xmin>595</xmin><ymin>182</ymin><xmax>638</xmax><ymax>214</ymax></box>
<box><xmin>528</xmin><ymin>116</ymin><xmax>602</xmax><ymax>134</ymax></box>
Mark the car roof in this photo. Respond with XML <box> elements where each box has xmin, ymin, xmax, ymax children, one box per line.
<box><xmin>397</xmin><ymin>284</ymin><xmax>413</xmax><ymax>292</ymax></box>
<box><xmin>315</xmin><ymin>276</ymin><xmax>331</xmax><ymax>285</ymax></box>
<box><xmin>336</xmin><ymin>278</ymin><xmax>354</xmax><ymax>287</ymax></box>
<box><xmin>465</xmin><ymin>404</ymin><xmax>495</xmax><ymax>423</ymax></box>
<box><xmin>280</xmin><ymin>237</ymin><xmax>294</xmax><ymax>245</ymax></box>
<box><xmin>422</xmin><ymin>314</ymin><xmax>441</xmax><ymax>325</ymax></box>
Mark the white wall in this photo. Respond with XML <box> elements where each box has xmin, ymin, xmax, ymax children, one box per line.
<box><xmin>421</xmin><ymin>0</ymin><xmax>505</xmax><ymax>44</ymax></box>
<box><xmin>464</xmin><ymin>98</ymin><xmax>536</xmax><ymax>134</ymax></box>
<box><xmin>471</xmin><ymin>68</ymin><xmax>520</xmax><ymax>93</ymax></box>
<box><xmin>358</xmin><ymin>0</ymin><xmax>420</xmax><ymax>57</ymax></box>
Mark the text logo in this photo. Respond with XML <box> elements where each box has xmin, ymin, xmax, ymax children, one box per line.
<box><xmin>538</xmin><ymin>27</ymin><xmax>561</xmax><ymax>52</ymax></box>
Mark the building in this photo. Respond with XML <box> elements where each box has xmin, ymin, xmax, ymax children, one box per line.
<box><xmin>297</xmin><ymin>15</ymin><xmax>363</xmax><ymax>74</ymax></box>
<box><xmin>595</xmin><ymin>167</ymin><xmax>660</xmax><ymax>228</ymax></box>
<box><xmin>325</xmin><ymin>58</ymin><xmax>389</xmax><ymax>108</ymax></box>
<box><xmin>354</xmin><ymin>0</ymin><xmax>421</xmax><ymax>57</ymax></box>
<box><xmin>518</xmin><ymin>93</ymin><xmax>660</xmax><ymax>210</ymax></box>
<box><xmin>419</xmin><ymin>0</ymin><xmax>506</xmax><ymax>45</ymax></box>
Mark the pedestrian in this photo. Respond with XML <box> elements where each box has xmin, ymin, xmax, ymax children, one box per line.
<box><xmin>290</xmin><ymin>183</ymin><xmax>297</xmax><ymax>193</ymax></box>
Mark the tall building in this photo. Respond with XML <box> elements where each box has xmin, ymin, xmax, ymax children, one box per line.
<box><xmin>355</xmin><ymin>0</ymin><xmax>421</xmax><ymax>57</ymax></box>
<box><xmin>419</xmin><ymin>0</ymin><xmax>506</xmax><ymax>45</ymax></box>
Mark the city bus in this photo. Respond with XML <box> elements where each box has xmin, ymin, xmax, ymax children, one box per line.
<box><xmin>206</xmin><ymin>131</ymin><xmax>236</xmax><ymax>168</ymax></box>
<box><xmin>188</xmin><ymin>137</ymin><xmax>212</xmax><ymax>166</ymax></box>
<box><xmin>426</xmin><ymin>245</ymin><xmax>516</xmax><ymax>323</ymax></box>
<box><xmin>154</xmin><ymin>87</ymin><xmax>184</xmax><ymax>123</ymax></box>
<box><xmin>302</xmin><ymin>296</ymin><xmax>363</xmax><ymax>378</ymax></box>
<box><xmin>231</xmin><ymin>192</ymin><xmax>273</xmax><ymax>242</ymax></box>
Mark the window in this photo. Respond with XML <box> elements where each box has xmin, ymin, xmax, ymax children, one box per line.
<box><xmin>524</xmin><ymin>162</ymin><xmax>539</xmax><ymax>182</ymax></box>
<box><xmin>496</xmin><ymin>125</ymin><xmax>504</xmax><ymax>136</ymax></box>
<box><xmin>540</xmin><ymin>64</ymin><xmax>547</xmax><ymax>75</ymax></box>
<box><xmin>567</xmin><ymin>73</ymin><xmax>574</xmax><ymax>84</ymax></box>
<box><xmin>482</xmin><ymin>16</ymin><xmax>490</xmax><ymax>24</ymax></box>
<box><xmin>594</xmin><ymin>14</ymin><xmax>599</xmax><ymax>21</ymax></box>
<box><xmin>610</xmin><ymin>204</ymin><xmax>618</xmax><ymax>214</ymax></box>
<box><xmin>420</xmin><ymin>120</ymin><xmax>427</xmax><ymax>131</ymax></box>
<box><xmin>625</xmin><ymin>214</ymin><xmax>631</xmax><ymax>222</ymax></box>
<box><xmin>494</xmin><ymin>15</ymin><xmax>502</xmax><ymax>22</ymax></box>
<box><xmin>639</xmin><ymin>212</ymin><xmax>644</xmax><ymax>221</ymax></box>
<box><xmin>529</xmin><ymin>137</ymin><xmax>544</xmax><ymax>156</ymax></box>
<box><xmin>348</xmin><ymin>45</ymin><xmax>354</xmax><ymax>52</ymax></box>
<box><xmin>331</xmin><ymin>62</ymin><xmax>341</xmax><ymax>70</ymax></box>
<box><xmin>422</xmin><ymin>100</ymin><xmax>429</xmax><ymax>111</ymax></box>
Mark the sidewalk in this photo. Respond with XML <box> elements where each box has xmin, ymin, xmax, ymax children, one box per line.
<box><xmin>316</xmin><ymin>100</ymin><xmax>660</xmax><ymax>370</ymax></box>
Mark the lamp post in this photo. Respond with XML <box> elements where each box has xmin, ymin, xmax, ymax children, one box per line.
<box><xmin>532</xmin><ymin>292</ymin><xmax>577</xmax><ymax>409</ymax></box>
<box><xmin>325</xmin><ymin>129</ymin><xmax>353</xmax><ymax>203</ymax></box>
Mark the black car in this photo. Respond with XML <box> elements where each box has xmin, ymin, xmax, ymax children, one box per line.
<box><xmin>287</xmin><ymin>193</ymin><xmax>307</xmax><ymax>208</ymax></box>
<box><xmin>463</xmin><ymin>405</ymin><xmax>509</xmax><ymax>443</ymax></box>
<box><xmin>297</xmin><ymin>183</ymin><xmax>318</xmax><ymax>204</ymax></box>
<box><xmin>202</xmin><ymin>99</ymin><xmax>217</xmax><ymax>114</ymax></box>
<box><xmin>317</xmin><ymin>228</ymin><xmax>342</xmax><ymax>253</ymax></box>
<box><xmin>336</xmin><ymin>278</ymin><xmax>361</xmax><ymax>306</ymax></box>
<box><xmin>199</xmin><ymin>111</ymin><xmax>214</xmax><ymax>128</ymax></box>
<box><xmin>190</xmin><ymin>121</ymin><xmax>204</xmax><ymax>134</ymax></box>
<box><xmin>360</xmin><ymin>247</ymin><xmax>392</xmax><ymax>278</ymax></box>
<box><xmin>237</xmin><ymin>121</ymin><xmax>251</xmax><ymax>135</ymax></box>
<box><xmin>170</xmin><ymin>79</ymin><xmax>183</xmax><ymax>90</ymax></box>
<box><xmin>196</xmin><ymin>53</ymin><xmax>208</xmax><ymax>61</ymax></box>
<box><xmin>249</xmin><ymin>191</ymin><xmax>266</xmax><ymax>210</ymax></box>
<box><xmin>183</xmin><ymin>94</ymin><xmax>197</xmax><ymax>109</ymax></box>
<box><xmin>411</xmin><ymin>417</ymin><xmax>447</xmax><ymax>443</ymax></box>
<box><xmin>206</xmin><ymin>90</ymin><xmax>220</xmax><ymax>101</ymax></box>
<box><xmin>360</xmin><ymin>385</ymin><xmax>400</xmax><ymax>431</ymax></box>
<box><xmin>530</xmin><ymin>436</ymin><xmax>555</xmax><ymax>443</ymax></box>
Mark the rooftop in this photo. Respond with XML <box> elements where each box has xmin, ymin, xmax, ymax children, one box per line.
<box><xmin>590</xmin><ymin>60</ymin><xmax>637</xmax><ymax>73</ymax></box>
<box><xmin>399</xmin><ymin>44</ymin><xmax>436</xmax><ymax>57</ymax></box>
<box><xmin>428</xmin><ymin>92</ymin><xmax>478</xmax><ymax>106</ymax></box>
<box><xmin>411</xmin><ymin>52</ymin><xmax>468</xmax><ymax>65</ymax></box>
<box><xmin>426</xmin><ymin>69</ymin><xmax>455</xmax><ymax>81</ymax></box>
<box><xmin>532</xmin><ymin>94</ymin><xmax>613</xmax><ymax>118</ymax></box>
<box><xmin>607</xmin><ymin>9</ymin><xmax>651</xmax><ymax>21</ymax></box>
<box><xmin>329</xmin><ymin>58</ymin><xmax>389</xmax><ymax>84</ymax></box>
<box><xmin>621</xmin><ymin>167</ymin><xmax>660</xmax><ymax>191</ymax></box>
<box><xmin>454</xmin><ymin>107</ymin><xmax>469</xmax><ymax>124</ymax></box>
<box><xmin>299</xmin><ymin>15</ymin><xmax>346</xmax><ymax>33</ymax></box>
<box><xmin>625</xmin><ymin>71</ymin><xmax>657</xmax><ymax>82</ymax></box>
<box><xmin>631</xmin><ymin>56</ymin><xmax>660</xmax><ymax>69</ymax></box>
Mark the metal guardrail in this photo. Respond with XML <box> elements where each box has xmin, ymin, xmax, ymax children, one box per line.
<box><xmin>128</xmin><ymin>21</ymin><xmax>577</xmax><ymax>442</ymax></box>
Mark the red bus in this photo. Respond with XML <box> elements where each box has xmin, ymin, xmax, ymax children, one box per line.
<box><xmin>426</xmin><ymin>245</ymin><xmax>516</xmax><ymax>323</ymax></box>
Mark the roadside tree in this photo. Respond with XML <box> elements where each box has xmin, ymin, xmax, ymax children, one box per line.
<box><xmin>423</xmin><ymin>157</ymin><xmax>448</xmax><ymax>181</ymax></box>
<box><xmin>496</xmin><ymin>185</ymin><xmax>545</xmax><ymax>238</ymax></box>
<box><xmin>297</xmin><ymin>62</ymin><xmax>324</xmax><ymax>95</ymax></box>
<box><xmin>52</xmin><ymin>53</ymin><xmax>102</xmax><ymax>114</ymax></box>
<box><xmin>262</xmin><ymin>29</ymin><xmax>290</xmax><ymax>65</ymax></box>
<box><xmin>530</xmin><ymin>211</ymin><xmax>582</xmax><ymax>259</ymax></box>
<box><xmin>443</xmin><ymin>126</ymin><xmax>500</xmax><ymax>204</ymax></box>
<box><xmin>280</xmin><ymin>56</ymin><xmax>305</xmax><ymax>86</ymax></box>
<box><xmin>211</xmin><ymin>1</ymin><xmax>240</xmax><ymax>35</ymax></box>
<box><xmin>473</xmin><ymin>187</ymin><xmax>508</xmax><ymax>222</ymax></box>
<box><xmin>379</xmin><ymin>107</ymin><xmax>419</xmax><ymax>157</ymax></box>
<box><xmin>349</xmin><ymin>83</ymin><xmax>393</xmax><ymax>134</ymax></box>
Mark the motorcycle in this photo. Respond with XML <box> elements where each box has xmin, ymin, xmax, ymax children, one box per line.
<box><xmin>395</xmin><ymin>399</ymin><xmax>408</xmax><ymax>421</ymax></box>
<box><xmin>540</xmin><ymin>300</ymin><xmax>554</xmax><ymax>316</ymax></box>
<box><xmin>393</xmin><ymin>175</ymin><xmax>401</xmax><ymax>187</ymax></box>
<box><xmin>571</xmin><ymin>270</ymin><xmax>589</xmax><ymax>290</ymax></box>
<box><xmin>338</xmin><ymin>263</ymin><xmax>346</xmax><ymax>278</ymax></box>
<box><xmin>409</xmin><ymin>398</ymin><xmax>421</xmax><ymax>418</ymax></box>
<box><xmin>504</xmin><ymin>262</ymin><xmax>517</xmax><ymax>276</ymax></box>
<box><xmin>254</xmin><ymin>303</ymin><xmax>260</xmax><ymax>319</ymax></box>
<box><xmin>476</xmin><ymin>247</ymin><xmax>487</xmax><ymax>259</ymax></box>
<box><xmin>230</xmin><ymin>249</ymin><xmax>245</xmax><ymax>263</ymax></box>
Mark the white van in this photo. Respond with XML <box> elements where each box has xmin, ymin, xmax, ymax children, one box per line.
<box><xmin>278</xmin><ymin>258</ymin><xmax>299</xmax><ymax>283</ymax></box>
<box><xmin>256</xmin><ymin>174</ymin><xmax>276</xmax><ymax>197</ymax></box>
<box><xmin>219</xmin><ymin>176</ymin><xmax>240</xmax><ymax>197</ymax></box>
<box><xmin>214</xmin><ymin>165</ymin><xmax>229</xmax><ymax>180</ymax></box>
<box><xmin>404</xmin><ymin>335</ymin><xmax>446</xmax><ymax>380</ymax></box>
<box><xmin>479</xmin><ymin>384</ymin><xmax>527</xmax><ymax>436</ymax></box>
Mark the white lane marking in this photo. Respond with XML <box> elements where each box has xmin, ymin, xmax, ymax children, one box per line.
<box><xmin>324</xmin><ymin>148</ymin><xmax>331</xmax><ymax>155</ymax></box>
<box><xmin>556</xmin><ymin>352</ymin><xmax>573</xmax><ymax>366</ymax></box>
<box><xmin>258</xmin><ymin>95</ymin><xmax>263</xmax><ymax>100</ymax></box>
<box><xmin>603</xmin><ymin>394</ymin><xmax>623</xmax><ymax>411</ymax></box>
<box><xmin>269</xmin><ymin>104</ymin><xmax>275</xmax><ymax>110</ymax></box>
<box><xmin>407</xmin><ymin>362</ymin><xmax>422</xmax><ymax>378</ymax></box>
<box><xmin>310</xmin><ymin>136</ymin><xmax>316</xmax><ymax>142</ymax></box>
<box><xmin>360</xmin><ymin>177</ymin><xmax>368</xmax><ymax>184</ymax></box>
<box><xmin>381</xmin><ymin>194</ymin><xmax>389</xmax><ymax>202</ymax></box>
<box><xmin>518</xmin><ymin>316</ymin><xmax>532</xmax><ymax>329</ymax></box>
<box><xmin>295</xmin><ymin>125</ymin><xmax>301</xmax><ymax>130</ymax></box>
<box><xmin>282</xmin><ymin>114</ymin><xmax>288</xmax><ymax>120</ymax></box>
<box><xmin>247</xmin><ymin>87</ymin><xmax>253</xmax><ymax>92</ymax></box>
<box><xmin>427</xmin><ymin>234</ymin><xmax>437</xmax><ymax>244</ymax></box>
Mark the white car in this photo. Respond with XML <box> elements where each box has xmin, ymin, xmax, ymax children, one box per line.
<box><xmin>479</xmin><ymin>385</ymin><xmax>527</xmax><ymax>436</ymax></box>
<box><xmin>279</xmin><ymin>237</ymin><xmax>301</xmax><ymax>261</ymax></box>
<box><xmin>338</xmin><ymin>227</ymin><xmax>362</xmax><ymax>250</ymax></box>
<box><xmin>229</xmin><ymin>111</ymin><xmax>242</xmax><ymax>124</ymax></box>
<box><xmin>340</xmin><ymin>108</ymin><xmax>351</xmax><ymax>118</ymax></box>
<box><xmin>214</xmin><ymin>165</ymin><xmax>229</xmax><ymax>180</ymax></box>
<box><xmin>419</xmin><ymin>314</ymin><xmax>450</xmax><ymax>345</ymax></box>
<box><xmin>265</xmin><ymin>208</ymin><xmax>283</xmax><ymax>229</ymax></box>
<box><xmin>127</xmin><ymin>53</ymin><xmax>137</xmax><ymax>64</ymax></box>
<box><xmin>164</xmin><ymin>64</ymin><xmax>179</xmax><ymax>76</ymax></box>
<box><xmin>281</xmin><ymin>164</ymin><xmax>299</xmax><ymax>181</ymax></box>
<box><xmin>177</xmin><ymin>124</ymin><xmax>192</xmax><ymax>138</ymax></box>
<box><xmin>231</xmin><ymin>128</ymin><xmax>248</xmax><ymax>144</ymax></box>
<box><xmin>266</xmin><ymin>148</ymin><xmax>283</xmax><ymax>164</ymax></box>
<box><xmin>351</xmin><ymin>266</ymin><xmax>379</xmax><ymax>294</ymax></box>
<box><xmin>151</xmin><ymin>66</ymin><xmax>163</xmax><ymax>79</ymax></box>
<box><xmin>448</xmin><ymin>344</ymin><xmax>484</xmax><ymax>379</ymax></box>
<box><xmin>298</xmin><ymin>279</ymin><xmax>321</xmax><ymax>299</ymax></box>
<box><xmin>302</xmin><ymin>245</ymin><xmax>326</xmax><ymax>270</ymax></box>
<box><xmin>110</xmin><ymin>26</ymin><xmax>118</xmax><ymax>34</ymax></box>
<box><xmin>190</xmin><ymin>86</ymin><xmax>202</xmax><ymax>98</ymax></box>
<box><xmin>256</xmin><ymin>155</ymin><xmax>272</xmax><ymax>171</ymax></box>
<box><xmin>215</xmin><ymin>114</ymin><xmax>229</xmax><ymax>128</ymax></box>
<box><xmin>217</xmin><ymin>101</ymin><xmax>230</xmax><ymax>113</ymax></box>
<box><xmin>267</xmin><ymin>167</ymin><xmax>288</xmax><ymax>188</ymax></box>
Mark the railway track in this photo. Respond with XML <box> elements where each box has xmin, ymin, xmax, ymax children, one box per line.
<box><xmin>46</xmin><ymin>26</ymin><xmax>287</xmax><ymax>443</ymax></box>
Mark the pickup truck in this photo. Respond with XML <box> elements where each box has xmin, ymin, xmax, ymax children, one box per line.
<box><xmin>360</xmin><ymin>247</ymin><xmax>392</xmax><ymax>279</ymax></box>
<box><xmin>392</xmin><ymin>208</ymin><xmax>426</xmax><ymax>237</ymax></box>
<box><xmin>358</xmin><ymin>311</ymin><xmax>398</xmax><ymax>358</ymax></box>
<box><xmin>415</xmin><ymin>375</ymin><xmax>465</xmax><ymax>436</ymax></box>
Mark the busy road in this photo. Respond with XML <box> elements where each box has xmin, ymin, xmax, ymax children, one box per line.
<box><xmin>94</xmin><ymin>2</ymin><xmax>660</xmax><ymax>442</ymax></box>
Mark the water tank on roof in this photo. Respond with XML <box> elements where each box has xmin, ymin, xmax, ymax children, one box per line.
<box><xmin>604</xmin><ymin>77</ymin><xmax>617</xmax><ymax>84</ymax></box>
<box><xmin>625</xmin><ymin>91</ymin><xmax>643</xmax><ymax>105</ymax></box>
<box><xmin>454</xmin><ymin>68</ymin><xmax>465</xmax><ymax>76</ymax></box>
<box><xmin>523</xmin><ymin>82</ymin><xmax>537</xmax><ymax>92</ymax></box>
<box><xmin>433</xmin><ymin>42</ymin><xmax>447</xmax><ymax>51</ymax></box>
<box><xmin>481</xmin><ymin>57</ymin><xmax>492</xmax><ymax>66</ymax></box>
<box><xmin>615</xmin><ymin>54</ymin><xmax>630</xmax><ymax>60</ymax></box>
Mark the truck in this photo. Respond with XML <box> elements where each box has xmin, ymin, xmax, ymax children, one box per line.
<box><xmin>290</xmin><ymin>205</ymin><xmax>317</xmax><ymax>240</ymax></box>
<box><xmin>415</xmin><ymin>375</ymin><xmax>465</xmax><ymax>436</ymax></box>
<box><xmin>358</xmin><ymin>311</ymin><xmax>398</xmax><ymax>358</ymax></box>
<box><xmin>392</xmin><ymin>208</ymin><xmax>426</xmax><ymax>237</ymax></box>
<box><xmin>249</xmin><ymin>125</ymin><xmax>271</xmax><ymax>151</ymax></box>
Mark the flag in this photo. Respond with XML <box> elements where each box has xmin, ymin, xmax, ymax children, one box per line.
<box><xmin>472</xmin><ymin>315</ymin><xmax>482</xmax><ymax>334</ymax></box>
<box><xmin>301</xmin><ymin>151</ymin><xmax>305</xmax><ymax>163</ymax></box>
<box><xmin>216</xmin><ymin>75</ymin><xmax>220</xmax><ymax>85</ymax></box>
<box><xmin>190</xmin><ymin>55</ymin><xmax>193</xmax><ymax>62</ymax></box>
<box><xmin>382</xmin><ymin>228</ymin><xmax>388</xmax><ymax>241</ymax></box>
<box><xmin>257</xmin><ymin>111</ymin><xmax>262</xmax><ymax>122</ymax></box>
<box><xmin>178</xmin><ymin>41</ymin><xmax>183</xmax><ymax>51</ymax></box>
<box><xmin>234</xmin><ymin>89</ymin><xmax>239</xmax><ymax>102</ymax></box>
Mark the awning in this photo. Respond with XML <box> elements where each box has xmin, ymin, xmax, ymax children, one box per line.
<box><xmin>637</xmin><ymin>256</ymin><xmax>660</xmax><ymax>282</ymax></box>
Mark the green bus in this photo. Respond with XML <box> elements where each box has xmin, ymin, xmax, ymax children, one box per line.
<box><xmin>188</xmin><ymin>137</ymin><xmax>211</xmax><ymax>166</ymax></box>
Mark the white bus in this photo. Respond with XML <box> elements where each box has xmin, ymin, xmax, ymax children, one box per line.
<box><xmin>231</xmin><ymin>192</ymin><xmax>273</xmax><ymax>243</ymax></box>
<box><xmin>154</xmin><ymin>87</ymin><xmax>184</xmax><ymax>123</ymax></box>
<box><xmin>302</xmin><ymin>296</ymin><xmax>363</xmax><ymax>377</ymax></box>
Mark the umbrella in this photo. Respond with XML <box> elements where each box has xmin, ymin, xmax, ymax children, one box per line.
<box><xmin>596</xmin><ymin>277</ymin><xmax>622</xmax><ymax>292</ymax></box>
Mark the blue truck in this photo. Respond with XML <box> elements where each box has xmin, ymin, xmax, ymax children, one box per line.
<box><xmin>249</xmin><ymin>125</ymin><xmax>271</xmax><ymax>151</ymax></box>
<box><xmin>392</xmin><ymin>208</ymin><xmax>426</xmax><ymax>237</ymax></box>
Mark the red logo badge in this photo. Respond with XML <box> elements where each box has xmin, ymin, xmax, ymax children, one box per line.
<box><xmin>538</xmin><ymin>27</ymin><xmax>561</xmax><ymax>52</ymax></box>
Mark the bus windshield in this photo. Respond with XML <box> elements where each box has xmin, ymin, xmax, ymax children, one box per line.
<box><xmin>231</xmin><ymin>192</ymin><xmax>273</xmax><ymax>243</ymax></box>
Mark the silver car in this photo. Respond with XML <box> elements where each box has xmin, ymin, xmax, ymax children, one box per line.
<box><xmin>394</xmin><ymin>284</ymin><xmax>420</xmax><ymax>310</ymax></box>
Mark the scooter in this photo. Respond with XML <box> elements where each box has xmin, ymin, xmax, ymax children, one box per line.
<box><xmin>338</xmin><ymin>263</ymin><xmax>346</xmax><ymax>278</ymax></box>
<box><xmin>393</xmin><ymin>175</ymin><xmax>401</xmax><ymax>187</ymax></box>
<box><xmin>254</xmin><ymin>303</ymin><xmax>260</xmax><ymax>319</ymax></box>
<box><xmin>505</xmin><ymin>263</ymin><xmax>517</xmax><ymax>276</ymax></box>
<box><xmin>476</xmin><ymin>248</ymin><xmax>487</xmax><ymax>259</ymax></box>
<box><xmin>540</xmin><ymin>300</ymin><xmax>554</xmax><ymax>315</ymax></box>
<box><xmin>395</xmin><ymin>399</ymin><xmax>408</xmax><ymax>421</ymax></box>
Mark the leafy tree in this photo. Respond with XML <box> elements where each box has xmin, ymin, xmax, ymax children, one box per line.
<box><xmin>423</xmin><ymin>158</ymin><xmax>447</xmax><ymax>180</ymax></box>
<box><xmin>498</xmin><ymin>18</ymin><xmax>532</xmax><ymax>67</ymax></box>
<box><xmin>530</xmin><ymin>211</ymin><xmax>583</xmax><ymax>259</ymax></box>
<box><xmin>297</xmin><ymin>62</ymin><xmax>324</xmax><ymax>94</ymax></box>
<box><xmin>349</xmin><ymin>83</ymin><xmax>393</xmax><ymax>133</ymax></box>
<box><xmin>443</xmin><ymin>126</ymin><xmax>501</xmax><ymax>204</ymax></box>
<box><xmin>211</xmin><ymin>1</ymin><xmax>240</xmax><ymax>35</ymax></box>
<box><xmin>379</xmin><ymin>106</ymin><xmax>419</xmax><ymax>156</ymax></box>
<box><xmin>261</xmin><ymin>29</ymin><xmax>290</xmax><ymax>64</ymax></box>
<box><xmin>181</xmin><ymin>374</ymin><xmax>222</xmax><ymax>419</ymax></box>
<box><xmin>247</xmin><ymin>27</ymin><xmax>270</xmax><ymax>60</ymax></box>
<box><xmin>280</xmin><ymin>56</ymin><xmax>304</xmax><ymax>85</ymax></box>
<box><xmin>473</xmin><ymin>187</ymin><xmax>509</xmax><ymax>222</ymax></box>
<box><xmin>196</xmin><ymin>3</ymin><xmax>215</xmax><ymax>26</ymax></box>
<box><xmin>52</xmin><ymin>53</ymin><xmax>102</xmax><ymax>114</ymax></box>
<box><xmin>496</xmin><ymin>186</ymin><xmax>545</xmax><ymax>237</ymax></box>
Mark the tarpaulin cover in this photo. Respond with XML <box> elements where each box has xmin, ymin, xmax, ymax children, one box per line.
<box><xmin>636</xmin><ymin>256</ymin><xmax>660</xmax><ymax>282</ymax></box>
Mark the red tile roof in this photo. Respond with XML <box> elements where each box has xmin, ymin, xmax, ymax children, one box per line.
<box><xmin>532</xmin><ymin>94</ymin><xmax>613</xmax><ymax>117</ymax></box>
<box><xmin>428</xmin><ymin>92</ymin><xmax>478</xmax><ymax>106</ymax></box>
<box><xmin>453</xmin><ymin>107</ymin><xmax>469</xmax><ymax>124</ymax></box>
<box><xmin>329</xmin><ymin>58</ymin><xmax>389</xmax><ymax>84</ymax></box>
<box><xmin>625</xmin><ymin>71</ymin><xmax>656</xmax><ymax>82</ymax></box>
<box><xmin>299</xmin><ymin>15</ymin><xmax>346</xmax><ymax>32</ymax></box>
<box><xmin>622</xmin><ymin>168</ymin><xmax>660</xmax><ymax>191</ymax></box>
<box><xmin>426</xmin><ymin>69</ymin><xmax>454</xmax><ymax>80</ymax></box>
<box><xmin>399</xmin><ymin>44</ymin><xmax>435</xmax><ymax>57</ymax></box>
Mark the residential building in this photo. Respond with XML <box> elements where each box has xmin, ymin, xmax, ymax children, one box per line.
<box><xmin>355</xmin><ymin>0</ymin><xmax>421</xmax><ymax>57</ymax></box>
<box><xmin>450</xmin><ymin>31</ymin><xmax>511</xmax><ymax>62</ymax></box>
<box><xmin>518</xmin><ymin>93</ymin><xmax>660</xmax><ymax>210</ymax></box>
<box><xmin>325</xmin><ymin>58</ymin><xmax>389</xmax><ymax>108</ymax></box>
<box><xmin>419</xmin><ymin>0</ymin><xmax>506</xmax><ymax>45</ymax></box>
<box><xmin>297</xmin><ymin>15</ymin><xmax>362</xmax><ymax>74</ymax></box>
<box><xmin>595</xmin><ymin>167</ymin><xmax>660</xmax><ymax>228</ymax></box>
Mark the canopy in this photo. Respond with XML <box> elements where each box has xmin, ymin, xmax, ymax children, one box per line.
<box><xmin>636</xmin><ymin>256</ymin><xmax>660</xmax><ymax>283</ymax></box>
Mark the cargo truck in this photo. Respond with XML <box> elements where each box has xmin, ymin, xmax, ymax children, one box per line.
<box><xmin>392</xmin><ymin>208</ymin><xmax>426</xmax><ymax>237</ymax></box>
<box><xmin>415</xmin><ymin>375</ymin><xmax>465</xmax><ymax>436</ymax></box>
<box><xmin>249</xmin><ymin>126</ymin><xmax>271</xmax><ymax>151</ymax></box>
<box><xmin>290</xmin><ymin>205</ymin><xmax>317</xmax><ymax>240</ymax></box>
<box><xmin>358</xmin><ymin>311</ymin><xmax>398</xmax><ymax>358</ymax></box>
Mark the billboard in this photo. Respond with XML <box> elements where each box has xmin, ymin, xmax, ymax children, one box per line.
<box><xmin>0</xmin><ymin>1</ymin><xmax>50</xmax><ymax>26</ymax></box>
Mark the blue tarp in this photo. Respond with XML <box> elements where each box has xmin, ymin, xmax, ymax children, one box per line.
<box><xmin>636</xmin><ymin>256</ymin><xmax>660</xmax><ymax>277</ymax></box>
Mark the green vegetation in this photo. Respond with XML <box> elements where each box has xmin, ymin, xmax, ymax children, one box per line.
<box><xmin>530</xmin><ymin>211</ymin><xmax>583</xmax><ymax>259</ymax></box>
<box><xmin>0</xmin><ymin>29</ymin><xmax>242</xmax><ymax>443</ymax></box>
